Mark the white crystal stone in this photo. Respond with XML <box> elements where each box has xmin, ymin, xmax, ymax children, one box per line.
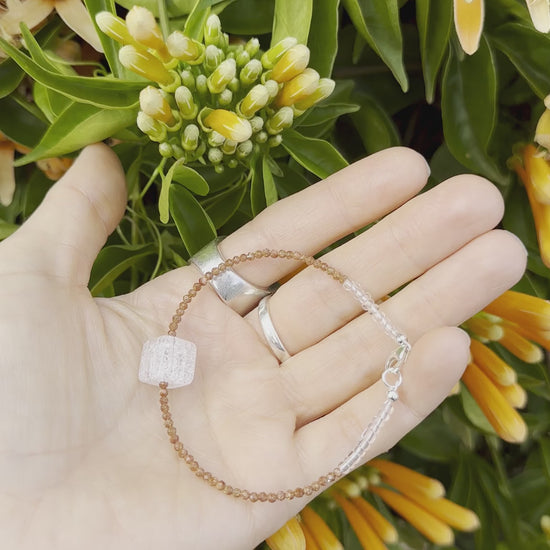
<box><xmin>139</xmin><ymin>335</ymin><xmax>196</xmax><ymax>389</ymax></box>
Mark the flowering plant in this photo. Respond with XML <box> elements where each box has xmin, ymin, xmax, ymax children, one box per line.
<box><xmin>2</xmin><ymin>0</ymin><xmax>550</xmax><ymax>548</ymax></box>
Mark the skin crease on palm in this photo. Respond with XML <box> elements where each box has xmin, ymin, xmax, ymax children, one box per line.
<box><xmin>0</xmin><ymin>144</ymin><xmax>526</xmax><ymax>549</ymax></box>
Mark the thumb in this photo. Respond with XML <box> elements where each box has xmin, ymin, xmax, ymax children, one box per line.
<box><xmin>8</xmin><ymin>144</ymin><xmax>127</xmax><ymax>285</ymax></box>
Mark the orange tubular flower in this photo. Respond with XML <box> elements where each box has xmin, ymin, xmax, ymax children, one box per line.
<box><xmin>498</xmin><ymin>325</ymin><xmax>544</xmax><ymax>364</ymax></box>
<box><xmin>469</xmin><ymin>338</ymin><xmax>517</xmax><ymax>386</ymax></box>
<box><xmin>333</xmin><ymin>493</ymin><xmax>388</xmax><ymax>550</ymax></box>
<box><xmin>266</xmin><ymin>516</ymin><xmax>306</xmax><ymax>550</ymax></box>
<box><xmin>350</xmin><ymin>497</ymin><xmax>398</xmax><ymax>544</ymax></box>
<box><xmin>454</xmin><ymin>0</ymin><xmax>484</xmax><ymax>55</ymax></box>
<box><xmin>368</xmin><ymin>458</ymin><xmax>445</xmax><ymax>499</ymax></box>
<box><xmin>301</xmin><ymin>522</ymin><xmax>321</xmax><ymax>550</ymax></box>
<box><xmin>370</xmin><ymin>486</ymin><xmax>455</xmax><ymax>546</ymax></box>
<box><xmin>462</xmin><ymin>362</ymin><xmax>527</xmax><ymax>443</ymax></box>
<box><xmin>300</xmin><ymin>507</ymin><xmax>343</xmax><ymax>550</ymax></box>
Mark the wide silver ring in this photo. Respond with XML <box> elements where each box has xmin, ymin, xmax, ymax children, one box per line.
<box><xmin>189</xmin><ymin>237</ymin><xmax>277</xmax><ymax>315</ymax></box>
<box><xmin>258</xmin><ymin>295</ymin><xmax>291</xmax><ymax>362</ymax></box>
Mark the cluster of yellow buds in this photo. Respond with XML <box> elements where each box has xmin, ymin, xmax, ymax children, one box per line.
<box><xmin>461</xmin><ymin>289</ymin><xmax>550</xmax><ymax>441</ymax></box>
<box><xmin>96</xmin><ymin>7</ymin><xmax>334</xmax><ymax>172</ymax></box>
<box><xmin>535</xmin><ymin>94</ymin><xmax>550</xmax><ymax>155</ymax></box>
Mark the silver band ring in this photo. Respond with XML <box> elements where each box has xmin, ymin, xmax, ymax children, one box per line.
<box><xmin>189</xmin><ymin>237</ymin><xmax>277</xmax><ymax>315</ymax></box>
<box><xmin>258</xmin><ymin>295</ymin><xmax>291</xmax><ymax>362</ymax></box>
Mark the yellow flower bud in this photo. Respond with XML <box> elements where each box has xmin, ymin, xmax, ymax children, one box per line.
<box><xmin>239</xmin><ymin>84</ymin><xmax>270</xmax><ymax>118</ymax></box>
<box><xmin>499</xmin><ymin>326</ymin><xmax>544</xmax><ymax>364</ymax></box>
<box><xmin>204</xmin><ymin>109</ymin><xmax>253</xmax><ymax>142</ymax></box>
<box><xmin>222</xmin><ymin>139</ymin><xmax>237</xmax><ymax>155</ymax></box>
<box><xmin>208</xmin><ymin>131</ymin><xmax>226</xmax><ymax>147</ymax></box>
<box><xmin>236</xmin><ymin>49</ymin><xmax>250</xmax><ymax>67</ymax></box>
<box><xmin>137</xmin><ymin>111</ymin><xmax>166</xmax><ymax>142</ymax></box>
<box><xmin>541</xmin><ymin>515</ymin><xmax>550</xmax><ymax>537</ymax></box>
<box><xmin>545</xmin><ymin>94</ymin><xmax>550</xmax><ymax>110</ymax></box>
<box><xmin>95</xmin><ymin>12</ymin><xmax>135</xmax><ymax>45</ymax></box>
<box><xmin>174</xmin><ymin>86</ymin><xmax>198</xmax><ymax>119</ymax></box>
<box><xmin>245</xmin><ymin>37</ymin><xmax>260</xmax><ymax>57</ymax></box>
<box><xmin>271</xmin><ymin>44</ymin><xmax>310</xmax><ymax>83</ymax></box>
<box><xmin>207</xmin><ymin>147</ymin><xmax>223</xmax><ymax>164</ymax></box>
<box><xmin>300</xmin><ymin>506</ymin><xmax>344</xmax><ymax>550</ymax></box>
<box><xmin>526</xmin><ymin>0</ymin><xmax>550</xmax><ymax>33</ymax></box>
<box><xmin>498</xmin><ymin>382</ymin><xmax>528</xmax><ymax>409</ymax></box>
<box><xmin>218</xmin><ymin>89</ymin><xmax>233</xmax><ymax>106</ymax></box>
<box><xmin>139</xmin><ymin>86</ymin><xmax>173</xmax><ymax>123</ymax></box>
<box><xmin>240</xmin><ymin>59</ymin><xmax>263</xmax><ymax>85</ymax></box>
<box><xmin>294</xmin><ymin>78</ymin><xmax>336</xmax><ymax>110</ymax></box>
<box><xmin>204</xmin><ymin>45</ymin><xmax>223</xmax><ymax>73</ymax></box>
<box><xmin>261</xmin><ymin>36</ymin><xmax>298</xmax><ymax>69</ymax></box>
<box><xmin>119</xmin><ymin>45</ymin><xmax>173</xmax><ymax>85</ymax></box>
<box><xmin>266</xmin><ymin>106</ymin><xmax>294</xmax><ymax>134</ymax></box>
<box><xmin>454</xmin><ymin>0</ymin><xmax>484</xmax><ymax>55</ymax></box>
<box><xmin>470</xmin><ymin>339</ymin><xmax>517</xmax><ymax>386</ymax></box>
<box><xmin>166</xmin><ymin>31</ymin><xmax>203</xmax><ymax>62</ymax></box>
<box><xmin>0</xmin><ymin>141</ymin><xmax>16</xmax><ymax>206</ymax></box>
<box><xmin>237</xmin><ymin>140</ymin><xmax>253</xmax><ymax>158</ymax></box>
<box><xmin>181</xmin><ymin>124</ymin><xmax>199</xmax><ymax>151</ymax></box>
<box><xmin>523</xmin><ymin>142</ymin><xmax>550</xmax><ymax>202</ymax></box>
<box><xmin>204</xmin><ymin>14</ymin><xmax>222</xmax><ymax>46</ymax></box>
<box><xmin>207</xmin><ymin>58</ymin><xmax>236</xmax><ymax>93</ymax></box>
<box><xmin>276</xmin><ymin>68</ymin><xmax>319</xmax><ymax>107</ymax></box>
<box><xmin>535</xmin><ymin>109</ymin><xmax>550</xmax><ymax>151</ymax></box>
<box><xmin>350</xmin><ymin>497</ymin><xmax>399</xmax><ymax>543</ymax></box>
<box><xmin>125</xmin><ymin>6</ymin><xmax>169</xmax><ymax>61</ymax></box>
<box><xmin>266</xmin><ymin>517</ymin><xmax>306</xmax><ymax>550</ymax></box>
<box><xmin>264</xmin><ymin>79</ymin><xmax>280</xmax><ymax>99</ymax></box>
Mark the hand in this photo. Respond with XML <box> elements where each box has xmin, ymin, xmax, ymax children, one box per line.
<box><xmin>0</xmin><ymin>144</ymin><xmax>525</xmax><ymax>549</ymax></box>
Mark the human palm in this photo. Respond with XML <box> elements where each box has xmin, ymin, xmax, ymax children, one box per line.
<box><xmin>0</xmin><ymin>145</ymin><xmax>526</xmax><ymax>549</ymax></box>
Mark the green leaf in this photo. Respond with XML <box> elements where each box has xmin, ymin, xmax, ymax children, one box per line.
<box><xmin>273</xmin><ymin>163</ymin><xmax>311</xmax><ymax>198</ymax></box>
<box><xmin>342</xmin><ymin>0</ymin><xmax>408</xmax><ymax>91</ymax></box>
<box><xmin>307</xmin><ymin>0</ymin><xmax>339</xmax><ymax>77</ymax></box>
<box><xmin>0</xmin><ymin>33</ymin><xmax>143</xmax><ymax>109</ymax></box>
<box><xmin>169</xmin><ymin>183</ymin><xmax>216</xmax><ymax>254</ymax></box>
<box><xmin>460</xmin><ymin>385</ymin><xmax>498</xmax><ymax>435</ymax></box>
<box><xmin>14</xmin><ymin>103</ymin><xmax>138</xmax><ymax>165</ymax></box>
<box><xmin>184</xmin><ymin>0</ymin><xmax>231</xmax><ymax>40</ymax></box>
<box><xmin>441</xmin><ymin>39</ymin><xmax>505</xmax><ymax>183</ymax></box>
<box><xmin>33</xmin><ymin>83</ymin><xmax>72</xmax><ymax>123</ymax></box>
<box><xmin>262</xmin><ymin>155</ymin><xmax>278</xmax><ymax>206</ymax></box>
<box><xmin>416</xmin><ymin>0</ymin><xmax>453</xmax><ymax>103</ymax></box>
<box><xmin>350</xmin><ymin>93</ymin><xmax>400</xmax><ymax>154</ymax></box>
<box><xmin>0</xmin><ymin>219</ymin><xmax>19</xmax><ymax>240</ymax></box>
<box><xmin>271</xmin><ymin>0</ymin><xmax>313</xmax><ymax>45</ymax></box>
<box><xmin>0</xmin><ymin>19</ymin><xmax>62</xmax><ymax>99</ymax></box>
<box><xmin>203</xmin><ymin>182</ymin><xmax>246</xmax><ymax>228</ymax></box>
<box><xmin>296</xmin><ymin>102</ymin><xmax>360</xmax><ymax>128</ymax></box>
<box><xmin>282</xmin><ymin>128</ymin><xmax>348</xmax><ymax>179</ymax></box>
<box><xmin>171</xmin><ymin>164</ymin><xmax>210</xmax><ymax>195</ymax></box>
<box><xmin>219</xmin><ymin>0</ymin><xmax>274</xmax><ymax>35</ymax></box>
<box><xmin>489</xmin><ymin>23</ymin><xmax>550</xmax><ymax>98</ymax></box>
<box><xmin>502</xmin><ymin>182</ymin><xmax>538</xmax><ymax>252</ymax></box>
<box><xmin>250</xmin><ymin>156</ymin><xmax>266</xmax><ymax>215</ymax></box>
<box><xmin>89</xmin><ymin>244</ymin><xmax>157</xmax><ymax>295</ymax></box>
<box><xmin>0</xmin><ymin>95</ymin><xmax>48</xmax><ymax>148</ymax></box>
<box><xmin>84</xmin><ymin>0</ymin><xmax>125</xmax><ymax>77</ymax></box>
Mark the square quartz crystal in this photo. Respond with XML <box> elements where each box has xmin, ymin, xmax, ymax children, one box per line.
<box><xmin>139</xmin><ymin>335</ymin><xmax>196</xmax><ymax>389</ymax></box>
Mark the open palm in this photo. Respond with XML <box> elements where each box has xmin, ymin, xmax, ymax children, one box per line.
<box><xmin>0</xmin><ymin>144</ymin><xmax>526</xmax><ymax>549</ymax></box>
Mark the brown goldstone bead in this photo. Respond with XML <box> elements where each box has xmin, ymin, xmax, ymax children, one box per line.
<box><xmin>170</xmin><ymin>436</ymin><xmax>179</xmax><ymax>444</ymax></box>
<box><xmin>182</xmin><ymin>295</ymin><xmax>191</xmax><ymax>303</ymax></box>
<box><xmin>164</xmin><ymin>420</ymin><xmax>173</xmax><ymax>428</ymax></box>
<box><xmin>162</xmin><ymin>413</ymin><xmax>171</xmax><ymax>420</ymax></box>
<box><xmin>277</xmin><ymin>492</ymin><xmax>286</xmax><ymax>501</ymax></box>
<box><xmin>249</xmin><ymin>492</ymin><xmax>258</xmax><ymax>502</ymax></box>
<box><xmin>190</xmin><ymin>461</ymin><xmax>199</xmax><ymax>471</ymax></box>
<box><xmin>203</xmin><ymin>472</ymin><xmax>212</xmax><ymax>483</ymax></box>
<box><xmin>311</xmin><ymin>483</ymin><xmax>320</xmax><ymax>492</ymax></box>
<box><xmin>239</xmin><ymin>254</ymin><xmax>247</xmax><ymax>262</ymax></box>
<box><xmin>184</xmin><ymin>454</ymin><xmax>194</xmax><ymax>464</ymax></box>
<box><xmin>209</xmin><ymin>477</ymin><xmax>218</xmax><ymax>487</ymax></box>
<box><xmin>232</xmin><ymin>488</ymin><xmax>241</xmax><ymax>498</ymax></box>
<box><xmin>224</xmin><ymin>485</ymin><xmax>233</xmax><ymax>495</ymax></box>
<box><xmin>205</xmin><ymin>271</ymin><xmax>213</xmax><ymax>279</ymax></box>
<box><xmin>196</xmin><ymin>469</ymin><xmax>204</xmax><ymax>478</ymax></box>
<box><xmin>327</xmin><ymin>473</ymin><xmax>336</xmax><ymax>482</ymax></box>
<box><xmin>285</xmin><ymin>490</ymin><xmax>295</xmax><ymax>500</ymax></box>
<box><xmin>174</xmin><ymin>442</ymin><xmax>183</xmax><ymax>452</ymax></box>
<box><xmin>160</xmin><ymin>405</ymin><xmax>169</xmax><ymax>413</ymax></box>
<box><xmin>241</xmin><ymin>490</ymin><xmax>250</xmax><ymax>500</ymax></box>
<box><xmin>258</xmin><ymin>492</ymin><xmax>267</xmax><ymax>502</ymax></box>
<box><xmin>304</xmin><ymin>487</ymin><xmax>313</xmax><ymax>496</ymax></box>
<box><xmin>169</xmin><ymin>322</ymin><xmax>178</xmax><ymax>331</ymax></box>
<box><xmin>176</xmin><ymin>307</ymin><xmax>185</xmax><ymax>315</ymax></box>
<box><xmin>268</xmin><ymin>493</ymin><xmax>277</xmax><ymax>503</ymax></box>
<box><xmin>188</xmin><ymin>289</ymin><xmax>196</xmax><ymax>297</ymax></box>
<box><xmin>212</xmin><ymin>267</ymin><xmax>220</xmax><ymax>276</ymax></box>
<box><xmin>173</xmin><ymin>314</ymin><xmax>181</xmax><ymax>322</ymax></box>
<box><xmin>216</xmin><ymin>481</ymin><xmax>226</xmax><ymax>491</ymax></box>
<box><xmin>318</xmin><ymin>476</ymin><xmax>328</xmax><ymax>486</ymax></box>
<box><xmin>294</xmin><ymin>488</ymin><xmax>304</xmax><ymax>498</ymax></box>
<box><xmin>167</xmin><ymin>427</ymin><xmax>176</xmax><ymax>436</ymax></box>
<box><xmin>254</xmin><ymin>250</ymin><xmax>263</xmax><ymax>258</ymax></box>
<box><xmin>193</xmin><ymin>283</ymin><xmax>202</xmax><ymax>291</ymax></box>
<box><xmin>199</xmin><ymin>277</ymin><xmax>207</xmax><ymax>285</ymax></box>
<box><xmin>178</xmin><ymin>449</ymin><xmax>188</xmax><ymax>459</ymax></box>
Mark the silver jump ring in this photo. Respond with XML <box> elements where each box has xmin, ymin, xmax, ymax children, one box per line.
<box><xmin>189</xmin><ymin>237</ymin><xmax>277</xmax><ymax>315</ymax></box>
<box><xmin>258</xmin><ymin>295</ymin><xmax>291</xmax><ymax>363</ymax></box>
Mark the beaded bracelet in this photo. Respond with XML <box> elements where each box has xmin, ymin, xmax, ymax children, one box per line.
<box><xmin>139</xmin><ymin>249</ymin><xmax>410</xmax><ymax>503</ymax></box>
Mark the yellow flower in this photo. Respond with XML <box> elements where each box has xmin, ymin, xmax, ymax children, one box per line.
<box><xmin>453</xmin><ymin>0</ymin><xmax>484</xmax><ymax>55</ymax></box>
<box><xmin>266</xmin><ymin>516</ymin><xmax>306</xmax><ymax>550</ymax></box>
<box><xmin>0</xmin><ymin>139</ymin><xmax>16</xmax><ymax>206</ymax></box>
<box><xmin>204</xmin><ymin>109</ymin><xmax>253</xmax><ymax>142</ymax></box>
<box><xmin>536</xmin><ymin>109</ymin><xmax>550</xmax><ymax>152</ymax></box>
<box><xmin>368</xmin><ymin>458</ymin><xmax>445</xmax><ymax>499</ymax></box>
<box><xmin>469</xmin><ymin>338</ymin><xmax>517</xmax><ymax>386</ymax></box>
<box><xmin>300</xmin><ymin>506</ymin><xmax>343</xmax><ymax>550</ymax></box>
<box><xmin>333</xmin><ymin>493</ymin><xmax>388</xmax><ymax>550</ymax></box>
<box><xmin>271</xmin><ymin>44</ymin><xmax>311</xmax><ymax>83</ymax></box>
<box><xmin>118</xmin><ymin>45</ymin><xmax>174</xmax><ymax>85</ymax></box>
<box><xmin>462</xmin><ymin>362</ymin><xmax>527</xmax><ymax>443</ymax></box>
<box><xmin>276</xmin><ymin>68</ymin><xmax>320</xmax><ymax>107</ymax></box>
<box><xmin>526</xmin><ymin>0</ymin><xmax>550</xmax><ymax>33</ymax></box>
<box><xmin>0</xmin><ymin>0</ymin><xmax>102</xmax><ymax>53</ymax></box>
<box><xmin>350</xmin><ymin>497</ymin><xmax>398</xmax><ymax>544</ymax></box>
<box><xmin>370</xmin><ymin>486</ymin><xmax>455</xmax><ymax>546</ymax></box>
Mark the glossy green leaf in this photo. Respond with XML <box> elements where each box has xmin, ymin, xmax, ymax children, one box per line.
<box><xmin>33</xmin><ymin>83</ymin><xmax>72</xmax><ymax>123</ymax></box>
<box><xmin>296</xmin><ymin>102</ymin><xmax>360</xmax><ymax>127</ymax></box>
<box><xmin>307</xmin><ymin>0</ymin><xmax>339</xmax><ymax>77</ymax></box>
<box><xmin>0</xmin><ymin>19</ymin><xmax>61</xmax><ymax>99</ymax></box>
<box><xmin>89</xmin><ymin>244</ymin><xmax>157</xmax><ymax>295</ymax></box>
<box><xmin>219</xmin><ymin>0</ymin><xmax>274</xmax><ymax>35</ymax></box>
<box><xmin>0</xmin><ymin>95</ymin><xmax>48</xmax><ymax>148</ymax></box>
<box><xmin>184</xmin><ymin>0</ymin><xmax>231</xmax><ymax>40</ymax></box>
<box><xmin>282</xmin><ymin>128</ymin><xmax>348</xmax><ymax>179</ymax></box>
<box><xmin>460</xmin><ymin>385</ymin><xmax>497</xmax><ymax>435</ymax></box>
<box><xmin>171</xmin><ymin>164</ymin><xmax>210</xmax><ymax>195</ymax></box>
<box><xmin>262</xmin><ymin>155</ymin><xmax>278</xmax><ymax>206</ymax></box>
<box><xmin>502</xmin><ymin>182</ymin><xmax>538</xmax><ymax>253</ymax></box>
<box><xmin>441</xmin><ymin>39</ymin><xmax>505</xmax><ymax>183</ymax></box>
<box><xmin>271</xmin><ymin>0</ymin><xmax>313</xmax><ymax>46</ymax></box>
<box><xmin>84</xmin><ymin>0</ymin><xmax>125</xmax><ymax>77</ymax></box>
<box><xmin>416</xmin><ymin>0</ymin><xmax>453</xmax><ymax>103</ymax></box>
<box><xmin>489</xmin><ymin>23</ymin><xmax>550</xmax><ymax>98</ymax></box>
<box><xmin>0</xmin><ymin>219</ymin><xmax>19</xmax><ymax>240</ymax></box>
<box><xmin>19</xmin><ymin>25</ymin><xmax>70</xmax><ymax>75</ymax></box>
<box><xmin>0</xmin><ymin>34</ymin><xmax>143</xmax><ymax>109</ymax></box>
<box><xmin>273</xmin><ymin>163</ymin><xmax>310</xmax><ymax>198</ymax></box>
<box><xmin>169</xmin><ymin>183</ymin><xmax>216</xmax><ymax>254</ymax></box>
<box><xmin>350</xmin><ymin>93</ymin><xmax>400</xmax><ymax>154</ymax></box>
<box><xmin>14</xmin><ymin>103</ymin><xmax>138</xmax><ymax>165</ymax></box>
<box><xmin>22</xmin><ymin>169</ymin><xmax>53</xmax><ymax>219</ymax></box>
<box><xmin>342</xmin><ymin>0</ymin><xmax>408</xmax><ymax>91</ymax></box>
<box><xmin>203</xmin><ymin>182</ymin><xmax>246</xmax><ymax>228</ymax></box>
<box><xmin>250</xmin><ymin>156</ymin><xmax>266</xmax><ymax>215</ymax></box>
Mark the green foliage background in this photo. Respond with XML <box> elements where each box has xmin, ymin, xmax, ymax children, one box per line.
<box><xmin>1</xmin><ymin>0</ymin><xmax>550</xmax><ymax>548</ymax></box>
